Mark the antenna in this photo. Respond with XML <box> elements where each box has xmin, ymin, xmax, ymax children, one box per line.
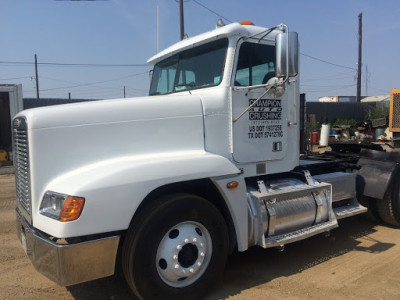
<box><xmin>157</xmin><ymin>5</ymin><xmax>160</xmax><ymax>53</ymax></box>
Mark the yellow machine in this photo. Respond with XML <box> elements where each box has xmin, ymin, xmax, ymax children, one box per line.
<box><xmin>0</xmin><ymin>149</ymin><xmax>8</xmax><ymax>162</ymax></box>
<box><xmin>390</xmin><ymin>89</ymin><xmax>400</xmax><ymax>132</ymax></box>
<box><xmin>390</xmin><ymin>89</ymin><xmax>400</xmax><ymax>148</ymax></box>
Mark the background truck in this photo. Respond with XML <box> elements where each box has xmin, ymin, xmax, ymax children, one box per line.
<box><xmin>0</xmin><ymin>84</ymin><xmax>23</xmax><ymax>162</ymax></box>
<box><xmin>14</xmin><ymin>20</ymin><xmax>400</xmax><ymax>300</ymax></box>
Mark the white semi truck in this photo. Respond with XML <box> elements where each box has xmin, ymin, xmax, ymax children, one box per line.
<box><xmin>14</xmin><ymin>21</ymin><xmax>400</xmax><ymax>299</ymax></box>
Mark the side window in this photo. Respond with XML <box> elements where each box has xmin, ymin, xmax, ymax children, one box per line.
<box><xmin>150</xmin><ymin>57</ymin><xmax>178</xmax><ymax>95</ymax></box>
<box><xmin>235</xmin><ymin>42</ymin><xmax>276</xmax><ymax>86</ymax></box>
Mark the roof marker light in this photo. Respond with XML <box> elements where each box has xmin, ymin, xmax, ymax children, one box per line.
<box><xmin>240</xmin><ymin>20</ymin><xmax>254</xmax><ymax>26</ymax></box>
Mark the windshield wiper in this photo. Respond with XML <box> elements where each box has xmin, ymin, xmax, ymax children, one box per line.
<box><xmin>175</xmin><ymin>82</ymin><xmax>196</xmax><ymax>89</ymax></box>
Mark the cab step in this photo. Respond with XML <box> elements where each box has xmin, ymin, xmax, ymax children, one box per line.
<box><xmin>264</xmin><ymin>219</ymin><xmax>338</xmax><ymax>248</ymax></box>
<box><xmin>334</xmin><ymin>198</ymin><xmax>368</xmax><ymax>220</ymax></box>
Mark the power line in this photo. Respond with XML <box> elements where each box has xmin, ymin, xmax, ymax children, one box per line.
<box><xmin>40</xmin><ymin>71</ymin><xmax>150</xmax><ymax>92</ymax></box>
<box><xmin>302</xmin><ymin>83</ymin><xmax>356</xmax><ymax>88</ymax></box>
<box><xmin>368</xmin><ymin>86</ymin><xmax>389</xmax><ymax>94</ymax></box>
<box><xmin>302</xmin><ymin>83</ymin><xmax>356</xmax><ymax>93</ymax></box>
<box><xmin>302</xmin><ymin>71</ymin><xmax>355</xmax><ymax>84</ymax></box>
<box><xmin>0</xmin><ymin>61</ymin><xmax>147</xmax><ymax>67</ymax></box>
<box><xmin>191</xmin><ymin>0</ymin><xmax>234</xmax><ymax>23</ymax></box>
<box><xmin>40</xmin><ymin>76</ymin><xmax>148</xmax><ymax>92</ymax></box>
<box><xmin>300</xmin><ymin>52</ymin><xmax>357</xmax><ymax>71</ymax></box>
<box><xmin>0</xmin><ymin>76</ymin><xmax>32</xmax><ymax>80</ymax></box>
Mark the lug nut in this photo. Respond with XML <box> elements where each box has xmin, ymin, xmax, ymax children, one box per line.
<box><xmin>173</xmin><ymin>255</ymin><xmax>178</xmax><ymax>260</ymax></box>
<box><xmin>189</xmin><ymin>268</ymin><xmax>194</xmax><ymax>273</ymax></box>
<box><xmin>192</xmin><ymin>238</ymin><xmax>197</xmax><ymax>243</ymax></box>
<box><xmin>177</xmin><ymin>245</ymin><xmax>182</xmax><ymax>250</ymax></box>
<box><xmin>184</xmin><ymin>238</ymin><xmax>189</xmax><ymax>243</ymax></box>
<box><xmin>174</xmin><ymin>264</ymin><xmax>179</xmax><ymax>269</ymax></box>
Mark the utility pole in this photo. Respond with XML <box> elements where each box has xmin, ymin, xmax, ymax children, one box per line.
<box><xmin>34</xmin><ymin>54</ymin><xmax>40</xmax><ymax>100</ymax></box>
<box><xmin>124</xmin><ymin>86</ymin><xmax>126</xmax><ymax>98</ymax></box>
<box><xmin>179</xmin><ymin>0</ymin><xmax>184</xmax><ymax>40</ymax></box>
<box><xmin>356</xmin><ymin>13</ymin><xmax>362</xmax><ymax>102</ymax></box>
<box><xmin>68</xmin><ymin>92</ymin><xmax>71</xmax><ymax>100</ymax></box>
<box><xmin>365</xmin><ymin>65</ymin><xmax>368</xmax><ymax>96</ymax></box>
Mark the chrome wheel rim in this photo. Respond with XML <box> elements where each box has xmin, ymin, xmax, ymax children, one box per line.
<box><xmin>156</xmin><ymin>221</ymin><xmax>212</xmax><ymax>287</ymax></box>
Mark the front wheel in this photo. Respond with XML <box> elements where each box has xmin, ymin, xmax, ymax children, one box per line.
<box><xmin>122</xmin><ymin>194</ymin><xmax>229</xmax><ymax>300</ymax></box>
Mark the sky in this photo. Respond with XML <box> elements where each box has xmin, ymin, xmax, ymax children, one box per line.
<box><xmin>1</xmin><ymin>0</ymin><xmax>399</xmax><ymax>101</ymax></box>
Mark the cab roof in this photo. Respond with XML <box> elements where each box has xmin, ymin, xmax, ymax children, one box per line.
<box><xmin>147</xmin><ymin>22</ymin><xmax>282</xmax><ymax>65</ymax></box>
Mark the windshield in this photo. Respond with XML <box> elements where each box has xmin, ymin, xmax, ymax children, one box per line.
<box><xmin>149</xmin><ymin>38</ymin><xmax>228</xmax><ymax>95</ymax></box>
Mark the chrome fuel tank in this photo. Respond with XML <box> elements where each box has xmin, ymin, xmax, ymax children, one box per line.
<box><xmin>253</xmin><ymin>179</ymin><xmax>331</xmax><ymax>237</ymax></box>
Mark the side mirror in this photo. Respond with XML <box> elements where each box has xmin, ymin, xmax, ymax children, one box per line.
<box><xmin>275</xmin><ymin>32</ymin><xmax>298</xmax><ymax>78</ymax></box>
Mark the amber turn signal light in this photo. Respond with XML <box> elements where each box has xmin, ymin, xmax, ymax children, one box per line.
<box><xmin>59</xmin><ymin>196</ymin><xmax>85</xmax><ymax>222</ymax></box>
<box><xmin>227</xmin><ymin>181</ymin><xmax>239</xmax><ymax>189</ymax></box>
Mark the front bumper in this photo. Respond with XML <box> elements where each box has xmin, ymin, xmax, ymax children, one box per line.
<box><xmin>16</xmin><ymin>208</ymin><xmax>120</xmax><ymax>286</ymax></box>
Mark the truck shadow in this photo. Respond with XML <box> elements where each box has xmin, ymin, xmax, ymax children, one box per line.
<box><xmin>67</xmin><ymin>272</ymin><xmax>136</xmax><ymax>300</ymax></box>
<box><xmin>67</xmin><ymin>215</ymin><xmax>395</xmax><ymax>300</ymax></box>
<box><xmin>206</xmin><ymin>215</ymin><xmax>395</xmax><ymax>300</ymax></box>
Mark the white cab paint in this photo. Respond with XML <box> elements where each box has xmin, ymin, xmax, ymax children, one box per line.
<box><xmin>16</xmin><ymin>22</ymin><xmax>299</xmax><ymax>251</ymax></box>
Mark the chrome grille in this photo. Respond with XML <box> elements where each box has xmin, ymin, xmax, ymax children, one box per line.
<box><xmin>13</xmin><ymin>118</ymin><xmax>31</xmax><ymax>215</ymax></box>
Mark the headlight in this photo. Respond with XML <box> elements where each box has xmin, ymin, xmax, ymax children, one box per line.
<box><xmin>40</xmin><ymin>191</ymin><xmax>85</xmax><ymax>222</ymax></box>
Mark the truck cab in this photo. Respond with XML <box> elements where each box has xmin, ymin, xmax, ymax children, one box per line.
<box><xmin>14</xmin><ymin>21</ymin><xmax>400</xmax><ymax>300</ymax></box>
<box><xmin>148</xmin><ymin>22</ymin><xmax>299</xmax><ymax>175</ymax></box>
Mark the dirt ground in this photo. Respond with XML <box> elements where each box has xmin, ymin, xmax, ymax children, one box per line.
<box><xmin>1</xmin><ymin>173</ymin><xmax>400</xmax><ymax>300</ymax></box>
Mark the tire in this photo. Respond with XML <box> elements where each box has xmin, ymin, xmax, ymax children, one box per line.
<box><xmin>122</xmin><ymin>193</ymin><xmax>229</xmax><ymax>300</ymax></box>
<box><xmin>357</xmin><ymin>195</ymin><xmax>380</xmax><ymax>222</ymax></box>
<box><xmin>377</xmin><ymin>175</ymin><xmax>400</xmax><ymax>227</ymax></box>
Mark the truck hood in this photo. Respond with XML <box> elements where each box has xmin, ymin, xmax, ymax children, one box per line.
<box><xmin>20</xmin><ymin>94</ymin><xmax>203</xmax><ymax>129</ymax></box>
<box><xmin>16</xmin><ymin>94</ymin><xmax>206</xmax><ymax>221</ymax></box>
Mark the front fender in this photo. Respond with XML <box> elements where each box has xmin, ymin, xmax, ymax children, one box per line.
<box><xmin>33</xmin><ymin>151</ymin><xmax>239</xmax><ymax>238</ymax></box>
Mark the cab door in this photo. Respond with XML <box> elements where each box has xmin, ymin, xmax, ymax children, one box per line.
<box><xmin>232</xmin><ymin>40</ymin><xmax>288</xmax><ymax>163</ymax></box>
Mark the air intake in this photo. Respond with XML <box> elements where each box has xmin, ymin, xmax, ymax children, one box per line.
<box><xmin>13</xmin><ymin>117</ymin><xmax>31</xmax><ymax>216</ymax></box>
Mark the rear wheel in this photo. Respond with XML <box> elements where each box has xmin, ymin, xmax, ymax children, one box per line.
<box><xmin>122</xmin><ymin>193</ymin><xmax>229</xmax><ymax>300</ymax></box>
<box><xmin>377</xmin><ymin>176</ymin><xmax>400</xmax><ymax>226</ymax></box>
<box><xmin>357</xmin><ymin>195</ymin><xmax>380</xmax><ymax>222</ymax></box>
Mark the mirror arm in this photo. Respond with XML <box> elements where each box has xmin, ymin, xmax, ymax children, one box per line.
<box><xmin>233</xmin><ymin>83</ymin><xmax>269</xmax><ymax>91</ymax></box>
<box><xmin>233</xmin><ymin>86</ymin><xmax>272</xmax><ymax>124</ymax></box>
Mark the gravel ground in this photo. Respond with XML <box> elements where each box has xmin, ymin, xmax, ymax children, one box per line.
<box><xmin>1</xmin><ymin>173</ymin><xmax>400</xmax><ymax>299</ymax></box>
